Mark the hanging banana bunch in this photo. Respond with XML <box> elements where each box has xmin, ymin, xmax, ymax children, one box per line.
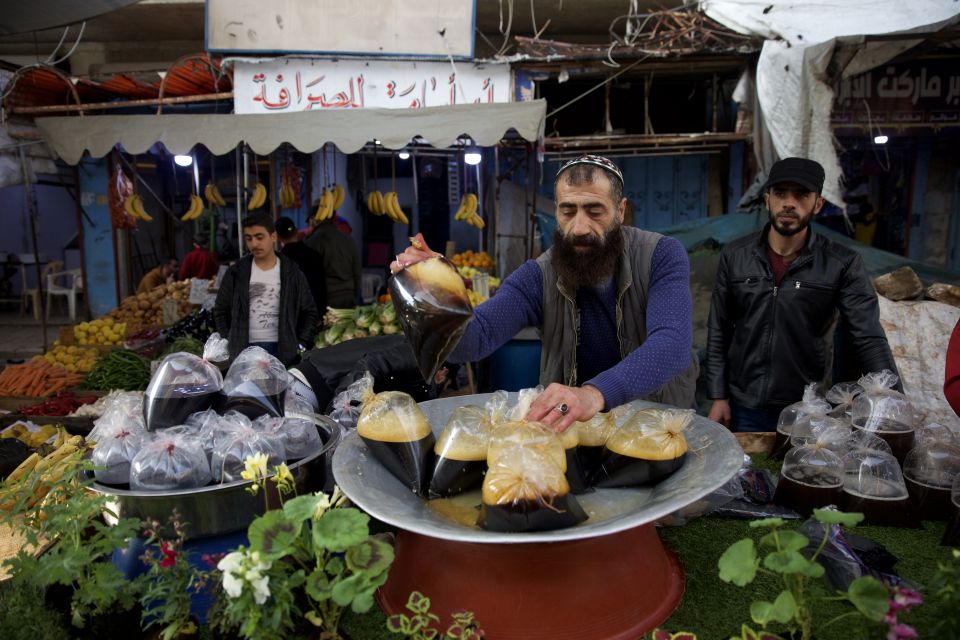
<box><xmin>204</xmin><ymin>182</ymin><xmax>227</xmax><ymax>208</ymax></box>
<box><xmin>123</xmin><ymin>194</ymin><xmax>154</xmax><ymax>222</ymax></box>
<box><xmin>383</xmin><ymin>191</ymin><xmax>409</xmax><ymax>225</ymax></box>
<box><xmin>180</xmin><ymin>194</ymin><xmax>205</xmax><ymax>221</ymax></box>
<box><xmin>454</xmin><ymin>192</ymin><xmax>484</xmax><ymax>228</ymax></box>
<box><xmin>279</xmin><ymin>183</ymin><xmax>296</xmax><ymax>209</ymax></box>
<box><xmin>313</xmin><ymin>187</ymin><xmax>336</xmax><ymax>222</ymax></box>
<box><xmin>247</xmin><ymin>182</ymin><xmax>267</xmax><ymax>210</ymax></box>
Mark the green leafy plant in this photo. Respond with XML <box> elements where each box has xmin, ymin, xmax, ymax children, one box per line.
<box><xmin>929</xmin><ymin>548</ymin><xmax>960</xmax><ymax>639</ymax></box>
<box><xmin>211</xmin><ymin>455</ymin><xmax>394</xmax><ymax>640</ymax></box>
<box><xmin>717</xmin><ymin>509</ymin><xmax>889</xmax><ymax>640</ymax></box>
<box><xmin>0</xmin><ymin>451</ymin><xmax>143</xmax><ymax>628</ymax></box>
<box><xmin>386</xmin><ymin>591</ymin><xmax>484</xmax><ymax>639</ymax></box>
<box><xmin>727</xmin><ymin>624</ymin><xmax>784</xmax><ymax>640</ymax></box>
<box><xmin>136</xmin><ymin>510</ymin><xmax>214</xmax><ymax>640</ymax></box>
<box><xmin>649</xmin><ymin>629</ymin><xmax>698</xmax><ymax>640</ymax></box>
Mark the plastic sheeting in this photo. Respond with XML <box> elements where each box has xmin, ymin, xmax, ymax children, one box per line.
<box><xmin>34</xmin><ymin>100</ymin><xmax>547</xmax><ymax>165</ymax></box>
<box><xmin>702</xmin><ymin>1</ymin><xmax>960</xmax><ymax>207</ymax></box>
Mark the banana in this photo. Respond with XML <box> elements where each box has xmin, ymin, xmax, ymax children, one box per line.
<box><xmin>204</xmin><ymin>183</ymin><xmax>226</xmax><ymax>209</ymax></box>
<box><xmin>387</xmin><ymin>192</ymin><xmax>409</xmax><ymax>225</ymax></box>
<box><xmin>123</xmin><ymin>195</ymin><xmax>139</xmax><ymax>220</ymax></box>
<box><xmin>132</xmin><ymin>195</ymin><xmax>154</xmax><ymax>222</ymax></box>
<box><xmin>248</xmin><ymin>182</ymin><xmax>266</xmax><ymax>210</ymax></box>
<box><xmin>181</xmin><ymin>194</ymin><xmax>202</xmax><ymax>221</ymax></box>
<box><xmin>281</xmin><ymin>184</ymin><xmax>296</xmax><ymax>209</ymax></box>
<box><xmin>332</xmin><ymin>184</ymin><xmax>345</xmax><ymax>210</ymax></box>
<box><xmin>465</xmin><ymin>193</ymin><xmax>478</xmax><ymax>216</ymax></box>
<box><xmin>313</xmin><ymin>188</ymin><xmax>332</xmax><ymax>221</ymax></box>
<box><xmin>454</xmin><ymin>194</ymin><xmax>469</xmax><ymax>221</ymax></box>
<box><xmin>470</xmin><ymin>213</ymin><xmax>486</xmax><ymax>229</ymax></box>
<box><xmin>384</xmin><ymin>192</ymin><xmax>398</xmax><ymax>222</ymax></box>
<box><xmin>5</xmin><ymin>453</ymin><xmax>39</xmax><ymax>484</ymax></box>
<box><xmin>366</xmin><ymin>191</ymin><xmax>378</xmax><ymax>214</ymax></box>
<box><xmin>373</xmin><ymin>191</ymin><xmax>385</xmax><ymax>216</ymax></box>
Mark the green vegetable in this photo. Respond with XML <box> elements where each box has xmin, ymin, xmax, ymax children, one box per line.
<box><xmin>163</xmin><ymin>336</ymin><xmax>204</xmax><ymax>358</ymax></box>
<box><xmin>77</xmin><ymin>348</ymin><xmax>151</xmax><ymax>391</ymax></box>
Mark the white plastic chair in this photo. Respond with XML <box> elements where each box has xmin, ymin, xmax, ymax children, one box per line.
<box><xmin>46</xmin><ymin>267</ymin><xmax>83</xmax><ymax>321</ymax></box>
<box><xmin>361</xmin><ymin>273</ymin><xmax>384</xmax><ymax>304</ymax></box>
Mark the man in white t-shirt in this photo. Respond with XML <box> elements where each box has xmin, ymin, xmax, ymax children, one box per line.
<box><xmin>213</xmin><ymin>213</ymin><xmax>318</xmax><ymax>365</ymax></box>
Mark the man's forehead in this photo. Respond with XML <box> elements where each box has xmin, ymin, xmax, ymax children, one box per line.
<box><xmin>243</xmin><ymin>226</ymin><xmax>271</xmax><ymax>235</ymax></box>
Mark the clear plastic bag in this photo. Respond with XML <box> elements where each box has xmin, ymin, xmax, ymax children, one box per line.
<box><xmin>789</xmin><ymin>416</ymin><xmax>852</xmax><ymax>455</ymax></box>
<box><xmin>773</xmin><ymin>445</ymin><xmax>844</xmax><ymax>516</ymax></box>
<box><xmin>143</xmin><ymin>336</ymin><xmax>227</xmax><ymax>431</ymax></box>
<box><xmin>773</xmin><ymin>383</ymin><xmax>831</xmax><ymax>458</ymax></box>
<box><xmin>594</xmin><ymin>408</ymin><xmax>692</xmax><ymax>488</ymax></box>
<box><xmin>357</xmin><ymin>390</ymin><xmax>435</xmax><ymax>496</ymax></box>
<box><xmin>129</xmin><ymin>432</ymin><xmax>212</xmax><ymax>491</ymax></box>
<box><xmin>388</xmin><ymin>254</ymin><xmax>474</xmax><ymax>382</ymax></box>
<box><xmin>210</xmin><ymin>424</ymin><xmax>286</xmax><ymax>483</ymax></box>
<box><xmin>328</xmin><ymin>372</ymin><xmax>375</xmax><ymax>432</ymax></box>
<box><xmin>798</xmin><ymin>514</ymin><xmax>905</xmax><ymax>591</ymax></box>
<box><xmin>826</xmin><ymin>381</ymin><xmax>862</xmax><ymax>420</ymax></box>
<box><xmin>915</xmin><ymin>421</ymin><xmax>960</xmax><ymax>448</ymax></box>
<box><xmin>851</xmin><ymin>370</ymin><xmax>916</xmax><ymax>462</ymax></box>
<box><xmin>88</xmin><ymin>393</ymin><xmax>145</xmax><ymax>443</ymax></box>
<box><xmin>221</xmin><ymin>346</ymin><xmax>290</xmax><ymax>419</ymax></box>
<box><xmin>839</xmin><ymin>448</ymin><xmax>914</xmax><ymax>527</ymax></box>
<box><xmin>257</xmin><ymin>393</ymin><xmax>323</xmax><ymax>460</ymax></box>
<box><xmin>92</xmin><ymin>423</ymin><xmax>145</xmax><ymax>485</ymax></box>
<box><xmin>479</xmin><ymin>442</ymin><xmax>587</xmax><ymax>532</ymax></box>
<box><xmin>428</xmin><ymin>404</ymin><xmax>491</xmax><ymax>499</ymax></box>
<box><xmin>903</xmin><ymin>441</ymin><xmax>960</xmax><ymax>520</ymax></box>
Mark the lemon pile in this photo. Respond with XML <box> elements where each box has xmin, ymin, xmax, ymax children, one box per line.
<box><xmin>74</xmin><ymin>318</ymin><xmax>126</xmax><ymax>346</ymax></box>
<box><xmin>41</xmin><ymin>345</ymin><xmax>100</xmax><ymax>373</ymax></box>
<box><xmin>451</xmin><ymin>249</ymin><xmax>494</xmax><ymax>270</ymax></box>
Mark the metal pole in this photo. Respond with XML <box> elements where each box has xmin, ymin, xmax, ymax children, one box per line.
<box><xmin>237</xmin><ymin>146</ymin><xmax>245</xmax><ymax>257</ymax></box>
<box><xmin>19</xmin><ymin>146</ymin><xmax>48</xmax><ymax>351</ymax></box>
<box><xmin>410</xmin><ymin>151</ymin><xmax>420</xmax><ymax>237</ymax></box>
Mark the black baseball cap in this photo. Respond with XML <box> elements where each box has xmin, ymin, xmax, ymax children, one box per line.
<box><xmin>275</xmin><ymin>217</ymin><xmax>297</xmax><ymax>237</ymax></box>
<box><xmin>764</xmin><ymin>158</ymin><xmax>825</xmax><ymax>194</ymax></box>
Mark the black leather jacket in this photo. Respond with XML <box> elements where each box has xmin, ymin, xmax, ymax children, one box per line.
<box><xmin>706</xmin><ymin>224</ymin><xmax>898</xmax><ymax>410</ymax></box>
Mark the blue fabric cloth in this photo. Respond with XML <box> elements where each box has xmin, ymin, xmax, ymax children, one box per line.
<box><xmin>449</xmin><ymin>236</ymin><xmax>693</xmax><ymax>409</ymax></box>
<box><xmin>730</xmin><ymin>402</ymin><xmax>780</xmax><ymax>433</ymax></box>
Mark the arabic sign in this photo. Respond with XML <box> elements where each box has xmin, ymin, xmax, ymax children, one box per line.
<box><xmin>233</xmin><ymin>59</ymin><xmax>511</xmax><ymax>114</ymax></box>
<box><xmin>833</xmin><ymin>61</ymin><xmax>960</xmax><ymax>126</ymax></box>
<box><xmin>206</xmin><ymin>0</ymin><xmax>474</xmax><ymax>59</ymax></box>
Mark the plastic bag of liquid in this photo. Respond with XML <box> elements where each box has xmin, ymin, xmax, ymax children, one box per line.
<box><xmin>357</xmin><ymin>390</ymin><xmax>435</xmax><ymax>496</ymax></box>
<box><xmin>594</xmin><ymin>409</ymin><xmax>692</xmax><ymax>488</ymax></box>
<box><xmin>273</xmin><ymin>393</ymin><xmax>323</xmax><ymax>459</ymax></box>
<box><xmin>92</xmin><ymin>422</ymin><xmax>146</xmax><ymax>485</ymax></box>
<box><xmin>773</xmin><ymin>383</ymin><xmax>831</xmax><ymax>459</ymax></box>
<box><xmin>143</xmin><ymin>334</ymin><xmax>228</xmax><ymax>431</ymax></box>
<box><xmin>428</xmin><ymin>404</ymin><xmax>490</xmax><ymax>499</ymax></box>
<box><xmin>789</xmin><ymin>416</ymin><xmax>852</xmax><ymax>455</ymax></box>
<box><xmin>839</xmin><ymin>449</ymin><xmax>914</xmax><ymax>527</ymax></box>
<box><xmin>221</xmin><ymin>346</ymin><xmax>291</xmax><ymax>419</ymax></box>
<box><xmin>388</xmin><ymin>250</ymin><xmax>473</xmax><ymax>383</ymax></box>
<box><xmin>826</xmin><ymin>381</ymin><xmax>862</xmax><ymax>420</ymax></box>
<box><xmin>903</xmin><ymin>441</ymin><xmax>960</xmax><ymax>521</ymax></box>
<box><xmin>851</xmin><ymin>370</ymin><xmax>916</xmax><ymax>463</ymax></box>
<box><xmin>479</xmin><ymin>442</ymin><xmax>587</xmax><ymax>533</ymax></box>
<box><xmin>129</xmin><ymin>432</ymin><xmax>212</xmax><ymax>491</ymax></box>
<box><xmin>210</xmin><ymin>423</ymin><xmax>286</xmax><ymax>483</ymax></box>
<box><xmin>328</xmin><ymin>372</ymin><xmax>374</xmax><ymax>432</ymax></box>
<box><xmin>88</xmin><ymin>393</ymin><xmax>145</xmax><ymax>442</ymax></box>
<box><xmin>773</xmin><ymin>445</ymin><xmax>844</xmax><ymax>517</ymax></box>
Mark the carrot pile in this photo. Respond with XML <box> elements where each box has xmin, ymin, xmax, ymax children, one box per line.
<box><xmin>0</xmin><ymin>359</ymin><xmax>86</xmax><ymax>397</ymax></box>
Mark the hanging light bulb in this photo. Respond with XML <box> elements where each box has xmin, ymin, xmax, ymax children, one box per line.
<box><xmin>174</xmin><ymin>154</ymin><xmax>193</xmax><ymax>167</ymax></box>
<box><xmin>464</xmin><ymin>147</ymin><xmax>482</xmax><ymax>165</ymax></box>
<box><xmin>398</xmin><ymin>150</ymin><xmax>411</xmax><ymax>160</ymax></box>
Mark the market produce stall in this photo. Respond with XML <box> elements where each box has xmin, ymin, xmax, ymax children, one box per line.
<box><xmin>334</xmin><ymin>393</ymin><xmax>745</xmax><ymax>639</ymax></box>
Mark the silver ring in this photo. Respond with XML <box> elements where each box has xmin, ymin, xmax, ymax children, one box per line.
<box><xmin>555</xmin><ymin>402</ymin><xmax>569</xmax><ymax>416</ymax></box>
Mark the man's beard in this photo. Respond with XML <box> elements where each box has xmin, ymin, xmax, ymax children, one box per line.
<box><xmin>551</xmin><ymin>222</ymin><xmax>623</xmax><ymax>290</ymax></box>
<box><xmin>768</xmin><ymin>209</ymin><xmax>813</xmax><ymax>237</ymax></box>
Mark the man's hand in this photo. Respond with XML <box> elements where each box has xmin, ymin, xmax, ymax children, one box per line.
<box><xmin>526</xmin><ymin>383</ymin><xmax>605</xmax><ymax>433</ymax></box>
<box><xmin>389</xmin><ymin>233</ymin><xmax>440</xmax><ymax>274</ymax></box>
<box><xmin>708</xmin><ymin>399</ymin><xmax>731</xmax><ymax>428</ymax></box>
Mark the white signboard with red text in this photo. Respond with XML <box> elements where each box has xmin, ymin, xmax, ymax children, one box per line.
<box><xmin>233</xmin><ymin>59</ymin><xmax>511</xmax><ymax>114</ymax></box>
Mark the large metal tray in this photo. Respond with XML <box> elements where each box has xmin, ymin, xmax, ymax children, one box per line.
<box><xmin>333</xmin><ymin>394</ymin><xmax>744</xmax><ymax>544</ymax></box>
<box><xmin>89</xmin><ymin>413</ymin><xmax>342</xmax><ymax>540</ymax></box>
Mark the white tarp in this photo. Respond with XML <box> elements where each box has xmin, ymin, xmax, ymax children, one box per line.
<box><xmin>879</xmin><ymin>296</ymin><xmax>960</xmax><ymax>428</ymax></box>
<box><xmin>702</xmin><ymin>0</ymin><xmax>960</xmax><ymax>207</ymax></box>
<box><xmin>34</xmin><ymin>100</ymin><xmax>546</xmax><ymax>165</ymax></box>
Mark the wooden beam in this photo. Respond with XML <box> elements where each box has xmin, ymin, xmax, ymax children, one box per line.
<box><xmin>11</xmin><ymin>92</ymin><xmax>233</xmax><ymax>115</ymax></box>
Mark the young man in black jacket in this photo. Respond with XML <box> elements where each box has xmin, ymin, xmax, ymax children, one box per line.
<box><xmin>213</xmin><ymin>213</ymin><xmax>318</xmax><ymax>366</ymax></box>
<box><xmin>706</xmin><ymin>157</ymin><xmax>898</xmax><ymax>432</ymax></box>
<box><xmin>275</xmin><ymin>217</ymin><xmax>327</xmax><ymax>314</ymax></box>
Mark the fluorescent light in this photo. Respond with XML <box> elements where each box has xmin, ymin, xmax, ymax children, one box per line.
<box><xmin>873</xmin><ymin>135</ymin><xmax>888</xmax><ymax>145</ymax></box>
<box><xmin>398</xmin><ymin>150</ymin><xmax>410</xmax><ymax>160</ymax></box>
<box><xmin>464</xmin><ymin>150</ymin><xmax>482</xmax><ymax>165</ymax></box>
<box><xmin>174</xmin><ymin>154</ymin><xmax>193</xmax><ymax>167</ymax></box>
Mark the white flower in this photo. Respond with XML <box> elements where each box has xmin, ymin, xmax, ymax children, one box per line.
<box><xmin>312</xmin><ymin>492</ymin><xmax>333</xmax><ymax>520</ymax></box>
<box><xmin>222</xmin><ymin>571</ymin><xmax>244</xmax><ymax>599</ymax></box>
<box><xmin>250</xmin><ymin>574</ymin><xmax>271</xmax><ymax>605</ymax></box>
<box><xmin>241</xmin><ymin>453</ymin><xmax>270</xmax><ymax>483</ymax></box>
<box><xmin>218</xmin><ymin>551</ymin><xmax>244</xmax><ymax>574</ymax></box>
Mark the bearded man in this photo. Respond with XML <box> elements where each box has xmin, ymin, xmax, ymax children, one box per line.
<box><xmin>391</xmin><ymin>154</ymin><xmax>698</xmax><ymax>432</ymax></box>
<box><xmin>706</xmin><ymin>157</ymin><xmax>898</xmax><ymax>432</ymax></box>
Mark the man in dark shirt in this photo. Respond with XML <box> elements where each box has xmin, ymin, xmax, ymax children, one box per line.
<box><xmin>179</xmin><ymin>233</ymin><xmax>220</xmax><ymax>280</ymax></box>
<box><xmin>276</xmin><ymin>217</ymin><xmax>327</xmax><ymax>315</ymax></box>
<box><xmin>305</xmin><ymin>215</ymin><xmax>361</xmax><ymax>309</ymax></box>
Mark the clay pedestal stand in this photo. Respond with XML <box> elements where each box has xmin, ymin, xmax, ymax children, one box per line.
<box><xmin>334</xmin><ymin>395</ymin><xmax>743</xmax><ymax>640</ymax></box>
<box><xmin>377</xmin><ymin>524</ymin><xmax>684</xmax><ymax>640</ymax></box>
